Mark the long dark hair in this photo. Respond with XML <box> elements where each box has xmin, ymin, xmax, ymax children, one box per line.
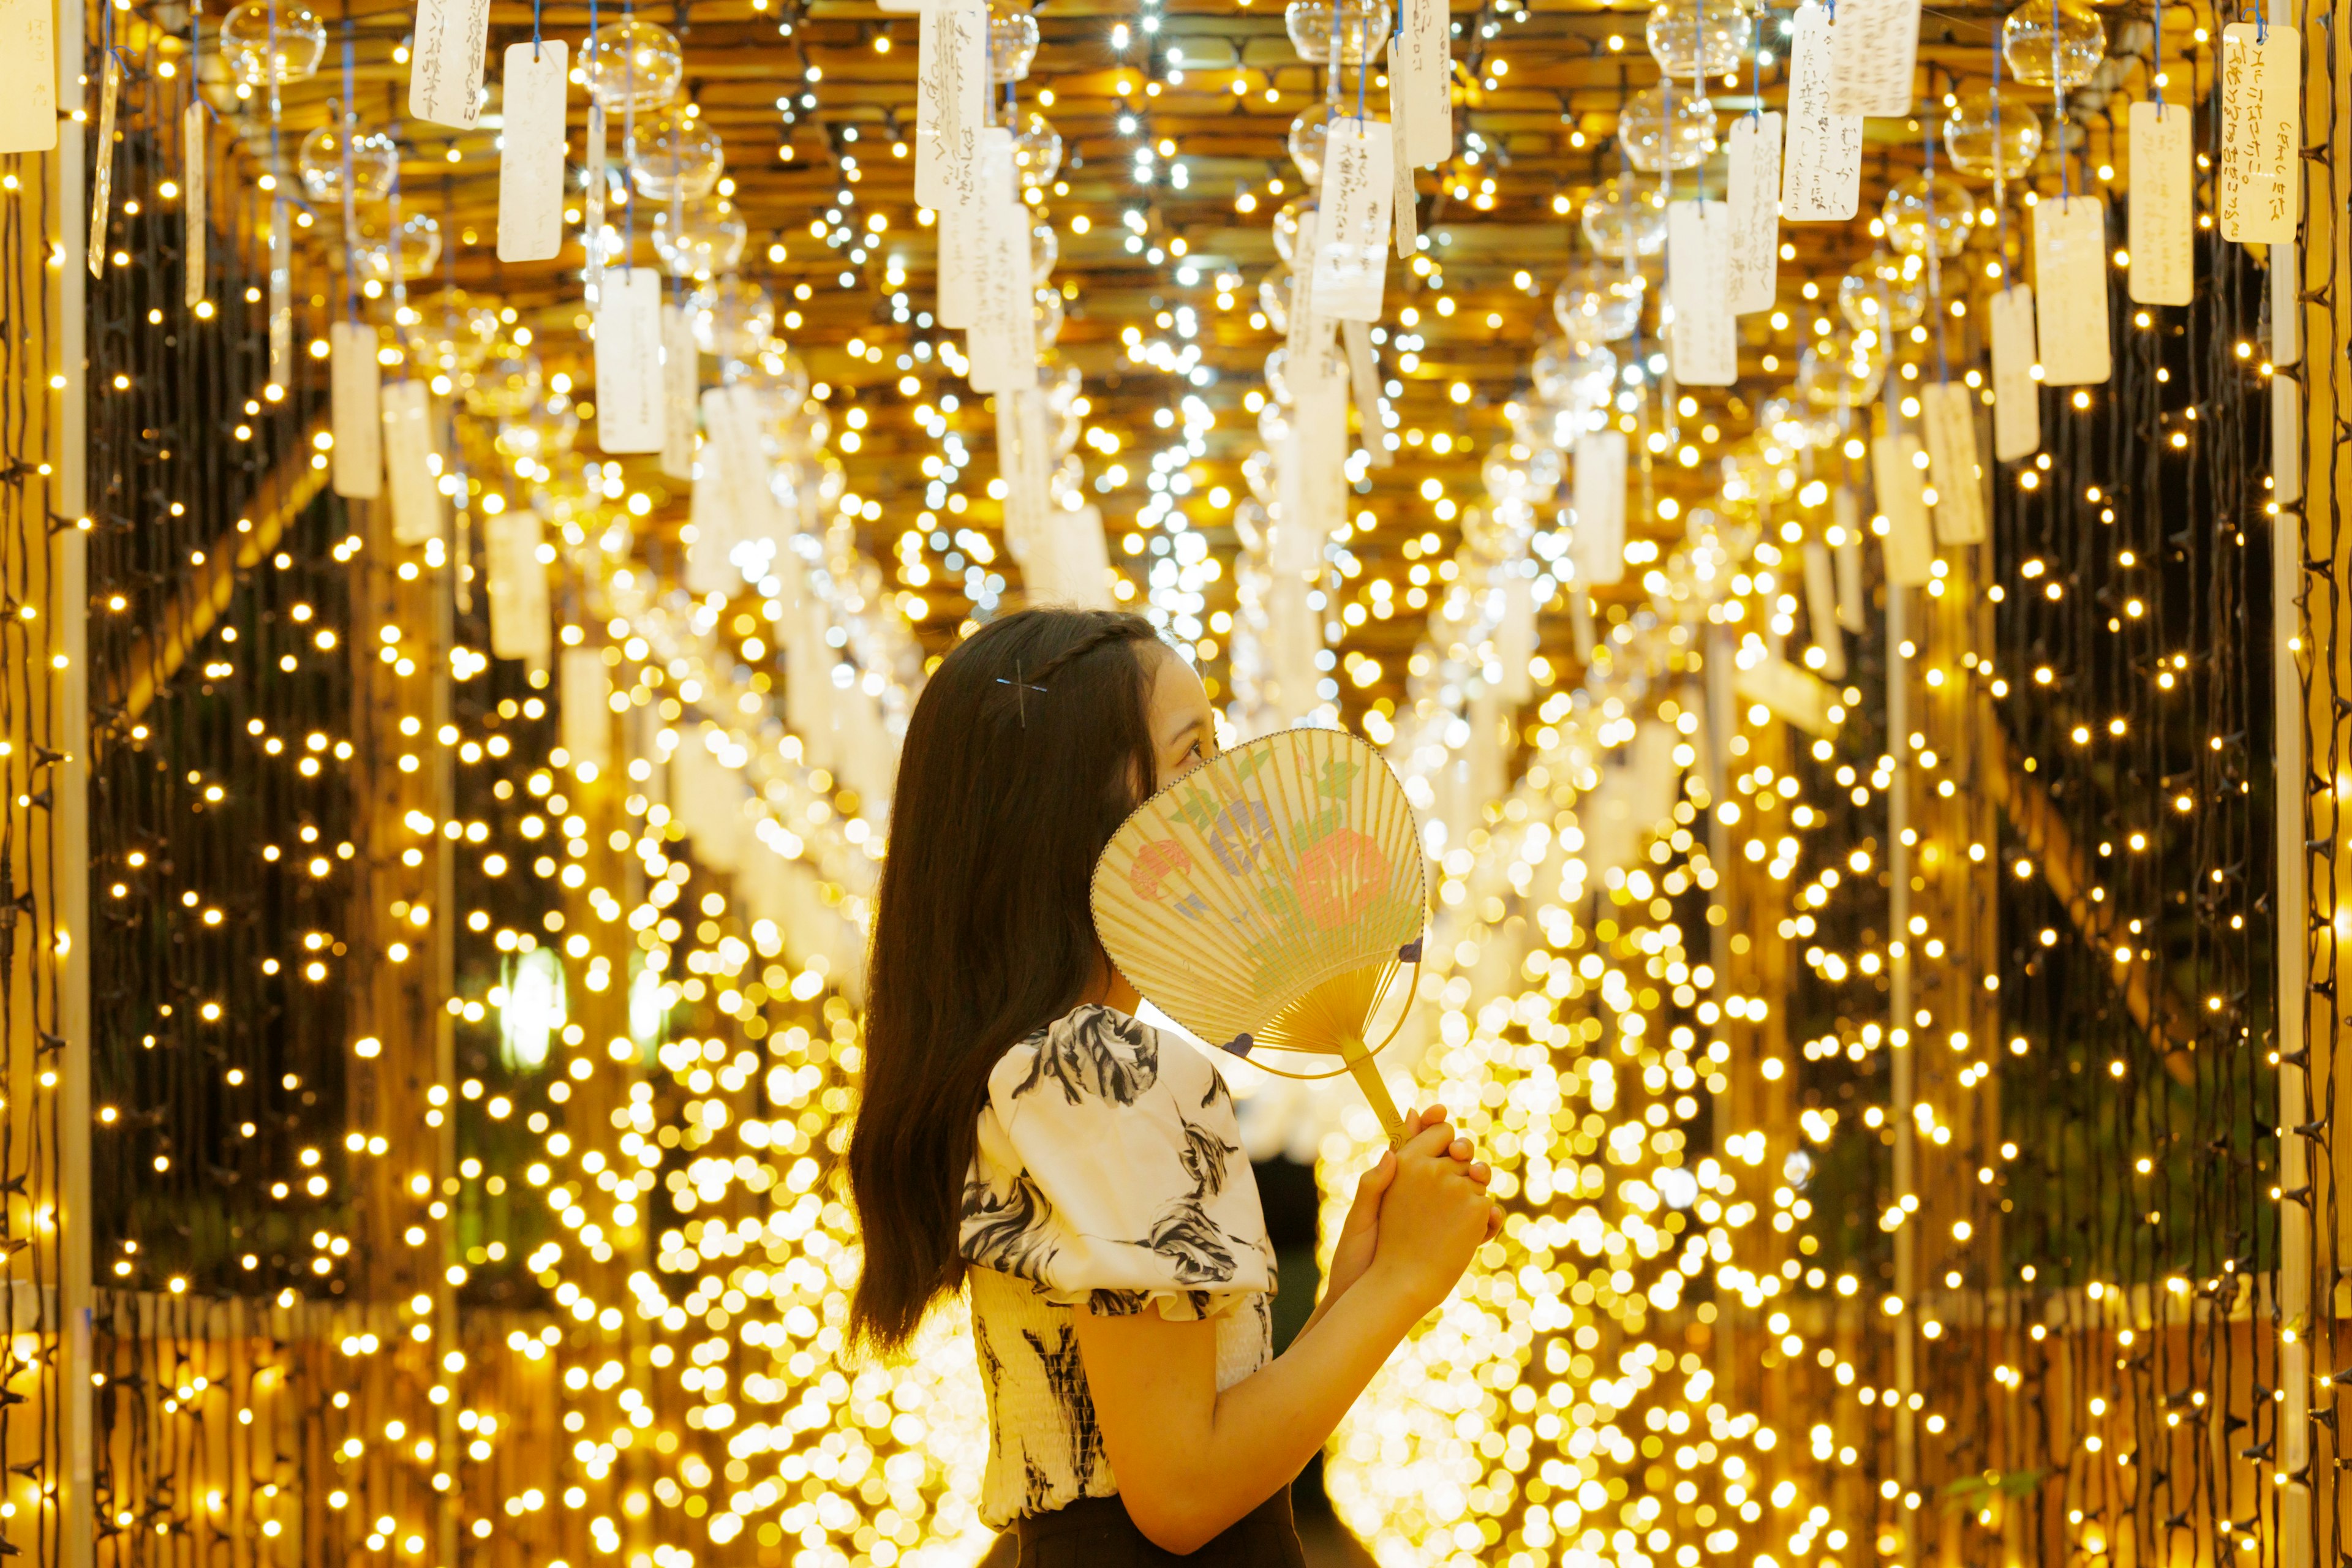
<box><xmin>848</xmin><ymin>607</ymin><xmax>1165</xmax><ymax>1351</ymax></box>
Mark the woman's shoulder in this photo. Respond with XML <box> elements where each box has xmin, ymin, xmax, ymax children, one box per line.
<box><xmin>986</xmin><ymin>1003</ymin><xmax>1227</xmax><ymax>1120</ymax></box>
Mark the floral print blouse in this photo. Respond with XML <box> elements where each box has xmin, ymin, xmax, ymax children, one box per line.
<box><xmin>958</xmin><ymin>1005</ymin><xmax>1276</xmax><ymax>1528</ymax></box>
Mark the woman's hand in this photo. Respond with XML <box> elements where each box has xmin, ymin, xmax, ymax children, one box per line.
<box><xmin>1314</xmin><ymin>1107</ymin><xmax>1493</xmax><ymax>1327</ymax></box>
<box><xmin>1363</xmin><ymin>1118</ymin><xmax>1499</xmax><ymax>1317</ymax></box>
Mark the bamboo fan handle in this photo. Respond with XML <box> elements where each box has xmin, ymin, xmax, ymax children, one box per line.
<box><xmin>1336</xmin><ymin>1033</ymin><xmax>1408</xmax><ymax>1151</ymax></box>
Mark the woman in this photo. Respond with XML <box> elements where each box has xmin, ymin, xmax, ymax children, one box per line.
<box><xmin>849</xmin><ymin>608</ymin><xmax>1500</xmax><ymax>1564</ymax></box>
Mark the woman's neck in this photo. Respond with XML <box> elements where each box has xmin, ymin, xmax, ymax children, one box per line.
<box><xmin>1084</xmin><ymin>955</ymin><xmax>1145</xmax><ymax>1017</ymax></box>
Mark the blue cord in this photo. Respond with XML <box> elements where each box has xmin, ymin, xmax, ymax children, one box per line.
<box><xmin>532</xmin><ymin>0</ymin><xmax>541</xmax><ymax>60</ymax></box>
<box><xmin>341</xmin><ymin>28</ymin><xmax>356</xmax><ymax>321</ymax></box>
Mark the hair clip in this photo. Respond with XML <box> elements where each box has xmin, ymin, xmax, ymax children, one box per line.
<box><xmin>996</xmin><ymin>663</ymin><xmax>1049</xmax><ymax>727</ymax></box>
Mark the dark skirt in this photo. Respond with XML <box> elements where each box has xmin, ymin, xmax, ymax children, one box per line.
<box><xmin>1000</xmin><ymin>1488</ymin><xmax>1306</xmax><ymax>1567</ymax></box>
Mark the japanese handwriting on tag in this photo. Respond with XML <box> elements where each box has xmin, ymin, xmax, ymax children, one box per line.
<box><xmin>1782</xmin><ymin>4</ymin><xmax>1860</xmax><ymax>220</ymax></box>
<box><xmin>2032</xmin><ymin>197</ymin><xmax>2111</xmax><ymax>386</ymax></box>
<box><xmin>1872</xmin><ymin>432</ymin><xmax>1932</xmax><ymax>586</ymax></box>
<box><xmin>1988</xmin><ymin>285</ymin><xmax>2040</xmax><ymax>461</ymax></box>
<box><xmin>409</xmin><ymin>0</ymin><xmax>489</xmax><ymax>129</ymax></box>
<box><xmin>2127</xmin><ymin>100</ymin><xmax>2192</xmax><ymax>306</ymax></box>
<box><xmin>2217</xmin><ymin>23</ymin><xmax>2298</xmax><ymax>246</ymax></box>
<box><xmin>1824</xmin><ymin>0</ymin><xmax>1918</xmax><ymax>118</ymax></box>
<box><xmin>594</xmin><ymin>267</ymin><xmax>668</xmax><ymax>453</ymax></box>
<box><xmin>1667</xmin><ymin>201</ymin><xmax>1736</xmax><ymax>386</ymax></box>
<box><xmin>497</xmin><ymin>41</ymin><xmax>568</xmax><ymax>263</ymax></box>
<box><xmin>1311</xmin><ymin>120</ymin><xmax>1393</xmax><ymax>322</ymax></box>
<box><xmin>1920</xmin><ymin>382</ymin><xmax>1986</xmax><ymax>546</ymax></box>
<box><xmin>1726</xmin><ymin>113</ymin><xmax>1782</xmax><ymax>315</ymax></box>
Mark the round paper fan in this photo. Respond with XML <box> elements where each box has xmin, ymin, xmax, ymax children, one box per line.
<box><xmin>1091</xmin><ymin>726</ymin><xmax>1427</xmax><ymax>1148</ymax></box>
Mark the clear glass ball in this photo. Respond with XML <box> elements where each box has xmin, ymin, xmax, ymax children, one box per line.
<box><xmin>355</xmin><ymin>209</ymin><xmax>441</xmax><ymax>283</ymax></box>
<box><xmin>1581</xmin><ymin>176</ymin><xmax>1668</xmax><ymax>259</ymax></box>
<box><xmin>1014</xmin><ymin>110</ymin><xmax>1063</xmax><ymax>189</ymax></box>
<box><xmin>2002</xmin><ymin>0</ymin><xmax>2105</xmax><ymax>90</ymax></box>
<box><xmin>1553</xmin><ymin>262</ymin><xmax>1645</xmax><ymax>347</ymax></box>
<box><xmin>1943</xmin><ymin>88</ymin><xmax>2043</xmax><ymax>180</ymax></box>
<box><xmin>1242</xmin><ymin>447</ymin><xmax>1280</xmax><ymax>505</ymax></box>
<box><xmin>1882</xmin><ymin>174</ymin><xmax>1972</xmax><ymax>257</ymax></box>
<box><xmin>1532</xmin><ymin>338</ymin><xmax>1618</xmax><ymax>410</ymax></box>
<box><xmin>989</xmin><ymin>0</ymin><xmax>1040</xmax><ymax>82</ymax></box>
<box><xmin>402</xmin><ymin>290</ymin><xmax>502</xmax><ymax>379</ymax></box>
<box><xmin>1839</xmin><ymin>255</ymin><xmax>1926</xmax><ymax>332</ymax></box>
<box><xmin>688</xmin><ymin>277</ymin><xmax>775</xmax><ymax>360</ymax></box>
<box><xmin>1264</xmin><ymin>347</ymin><xmax>1294</xmax><ymax>407</ymax></box>
<box><xmin>1284</xmin><ymin>0</ymin><xmax>1392</xmax><ymax>65</ymax></box>
<box><xmin>1798</xmin><ymin>324</ymin><xmax>1885</xmax><ymax>409</ymax></box>
<box><xmin>1034</xmin><ymin>287</ymin><xmax>1066</xmax><ymax>349</ymax></box>
<box><xmin>1645</xmin><ymin>0</ymin><xmax>1752</xmax><ymax>78</ymax></box>
<box><xmin>464</xmin><ymin>337</ymin><xmax>543</xmax><ymax>420</ymax></box>
<box><xmin>1030</xmin><ymin>222</ymin><xmax>1059</xmax><ymax>285</ymax></box>
<box><xmin>627</xmin><ymin>104</ymin><xmax>724</xmax><ymax>202</ymax></box>
<box><xmin>1272</xmin><ymin>200</ymin><xmax>1316</xmax><ymax>268</ymax></box>
<box><xmin>1259</xmin><ymin>275</ymin><xmax>1291</xmax><ymax>334</ymax></box>
<box><xmin>1618</xmin><ymin>86</ymin><xmax>1717</xmax><ymax>174</ymax></box>
<box><xmin>584</xmin><ymin>20</ymin><xmax>685</xmax><ymax>114</ymax></box>
<box><xmin>1289</xmin><ymin>110</ymin><xmax>1332</xmax><ymax>186</ymax></box>
<box><xmin>219</xmin><ymin>1</ymin><xmax>326</xmax><ymax>87</ymax></box>
<box><xmin>496</xmin><ymin>401</ymin><xmax>579</xmax><ymax>466</ymax></box>
<box><xmin>652</xmin><ymin>194</ymin><xmax>747</xmax><ymax>279</ymax></box>
<box><xmin>296</xmin><ymin>123</ymin><xmax>397</xmax><ymax>205</ymax></box>
<box><xmin>737</xmin><ymin>343</ymin><xmax>813</xmax><ymax>426</ymax></box>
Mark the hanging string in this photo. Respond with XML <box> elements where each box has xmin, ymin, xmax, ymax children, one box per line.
<box><xmin>2150</xmin><ymin>0</ymin><xmax>2164</xmax><ymax>115</ymax></box>
<box><xmin>532</xmin><ymin>0</ymin><xmax>542</xmax><ymax>59</ymax></box>
<box><xmin>341</xmin><ymin>26</ymin><xmax>357</xmax><ymax>322</ymax></box>
<box><xmin>1354</xmin><ymin>16</ymin><xmax>1366</xmax><ymax>124</ymax></box>
<box><xmin>2054</xmin><ymin>6</ymin><xmax>2070</xmax><ymax>208</ymax></box>
<box><xmin>1992</xmin><ymin>27</ymin><xmax>2008</xmax><ymax>279</ymax></box>
<box><xmin>1925</xmin><ymin>107</ymin><xmax>1948</xmax><ymax>385</ymax></box>
<box><xmin>1747</xmin><ymin>2</ymin><xmax>1762</xmax><ymax>124</ymax></box>
<box><xmin>1689</xmin><ymin>0</ymin><xmax>1704</xmax><ymax>204</ymax></box>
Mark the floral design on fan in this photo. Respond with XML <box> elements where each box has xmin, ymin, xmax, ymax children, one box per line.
<box><xmin>960</xmin><ymin>1170</ymin><xmax>1062</xmax><ymax>1281</ymax></box>
<box><xmin>1296</xmin><ymin>826</ymin><xmax>1389</xmax><ymax>927</ymax></box>
<box><xmin>1128</xmin><ymin>838</ymin><xmax>1194</xmax><ymax>900</ymax></box>
<box><xmin>1009</xmin><ymin>1005</ymin><xmax>1158</xmax><ymax>1105</ymax></box>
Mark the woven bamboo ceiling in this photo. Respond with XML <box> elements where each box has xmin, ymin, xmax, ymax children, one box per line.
<box><xmin>199</xmin><ymin>0</ymin><xmax>2149</xmax><ymax>690</ymax></box>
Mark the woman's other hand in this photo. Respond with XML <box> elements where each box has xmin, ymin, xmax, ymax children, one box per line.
<box><xmin>1366</xmin><ymin>1118</ymin><xmax>1501</xmax><ymax>1315</ymax></box>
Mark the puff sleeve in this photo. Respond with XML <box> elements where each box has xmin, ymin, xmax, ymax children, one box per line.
<box><xmin>958</xmin><ymin>1005</ymin><xmax>1273</xmax><ymax>1321</ymax></box>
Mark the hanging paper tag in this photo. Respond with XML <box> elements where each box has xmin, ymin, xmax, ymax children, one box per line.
<box><xmin>584</xmin><ymin>104</ymin><xmax>607</xmax><ymax>295</ymax></box>
<box><xmin>1388</xmin><ymin>85</ymin><xmax>1417</xmax><ymax>258</ymax></box>
<box><xmin>559</xmin><ymin>647</ymin><xmax>612</xmax><ymax>772</ymax></box>
<box><xmin>2127</xmin><ymin>100</ymin><xmax>2192</xmax><ymax>306</ymax></box>
<box><xmin>485</xmin><ymin>509</ymin><xmax>551</xmax><ymax>666</ymax></box>
<box><xmin>330</xmin><ymin>322</ymin><xmax>383</xmax><ymax>499</ymax></box>
<box><xmin>1988</xmin><ymin>285</ymin><xmax>2040</xmax><ymax>460</ymax></box>
<box><xmin>1572</xmin><ymin>430</ymin><xmax>1627</xmax><ymax>586</ymax></box>
<box><xmin>2274</xmin><ymin>371</ymin><xmax>2300</xmax><ymax>505</ymax></box>
<box><xmin>660</xmin><ymin>304</ymin><xmax>698</xmax><ymax>481</ymax></box>
<box><xmin>88</xmin><ymin>51</ymin><xmax>119</xmax><ymax>277</ymax></box>
<box><xmin>2032</xmin><ymin>197</ymin><xmax>2111</xmax><ymax>386</ymax></box>
<box><xmin>497</xmin><ymin>40</ymin><xmax>567</xmax><ymax>263</ymax></box>
<box><xmin>995</xmin><ymin>386</ymin><xmax>1054</xmax><ymax>553</ymax></box>
<box><xmin>409</xmin><ymin>0</ymin><xmax>489</xmax><ymax>129</ymax></box>
<box><xmin>1825</xmin><ymin>0</ymin><xmax>1917</xmax><ymax>118</ymax></box>
<box><xmin>1735</xmin><ymin>657</ymin><xmax>1838</xmax><ymax>737</ymax></box>
<box><xmin>1342</xmin><ymin>318</ymin><xmax>1390</xmax><ymax>466</ymax></box>
<box><xmin>1397</xmin><ymin>0</ymin><xmax>1450</xmax><ymax>168</ymax></box>
<box><xmin>267</xmin><ymin>200</ymin><xmax>293</xmax><ymax>388</ymax></box>
<box><xmin>716</xmin><ymin>383</ymin><xmax>785</xmax><ymax>558</ymax></box>
<box><xmin>381</xmin><ymin>380</ymin><xmax>442</xmax><ymax>546</ymax></box>
<box><xmin>1832</xmin><ymin>488</ymin><xmax>1864</xmax><ymax>631</ymax></box>
<box><xmin>915</xmin><ymin>0</ymin><xmax>985</xmax><ymax>208</ymax></box>
<box><xmin>1667</xmin><ymin>201</ymin><xmax>1736</xmax><ymax>387</ymax></box>
<box><xmin>1311</xmin><ymin>119</ymin><xmax>1393</xmax><ymax>322</ymax></box>
<box><xmin>2217</xmin><ymin>23</ymin><xmax>2298</xmax><ymax>246</ymax></box>
<box><xmin>1782</xmin><ymin>5</ymin><xmax>1860</xmax><ymax>221</ymax></box>
<box><xmin>1920</xmin><ymin>382</ymin><xmax>1986</xmax><ymax>545</ymax></box>
<box><xmin>1872</xmin><ymin>432</ymin><xmax>1932</xmax><ymax>585</ymax></box>
<box><xmin>965</xmin><ymin>130</ymin><xmax>1037</xmax><ymax>394</ymax></box>
<box><xmin>684</xmin><ymin>424</ymin><xmax>737</xmax><ymax>596</ymax></box>
<box><xmin>0</xmin><ymin>0</ymin><xmax>56</xmax><ymax>152</ymax></box>
<box><xmin>1802</xmin><ymin>541</ymin><xmax>1845</xmax><ymax>679</ymax></box>
<box><xmin>595</xmin><ymin>266</ymin><xmax>667</xmax><ymax>453</ymax></box>
<box><xmin>1726</xmin><ymin>113</ymin><xmax>1781</xmax><ymax>315</ymax></box>
<box><xmin>937</xmin><ymin>196</ymin><xmax>977</xmax><ymax>330</ymax></box>
<box><xmin>183</xmin><ymin>104</ymin><xmax>207</xmax><ymax>306</ymax></box>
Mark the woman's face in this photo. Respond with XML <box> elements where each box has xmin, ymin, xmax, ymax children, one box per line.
<box><xmin>1144</xmin><ymin>647</ymin><xmax>1218</xmax><ymax>791</ymax></box>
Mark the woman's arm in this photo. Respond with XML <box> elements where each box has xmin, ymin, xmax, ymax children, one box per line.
<box><xmin>1073</xmin><ymin>1120</ymin><xmax>1494</xmax><ymax>1554</ymax></box>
